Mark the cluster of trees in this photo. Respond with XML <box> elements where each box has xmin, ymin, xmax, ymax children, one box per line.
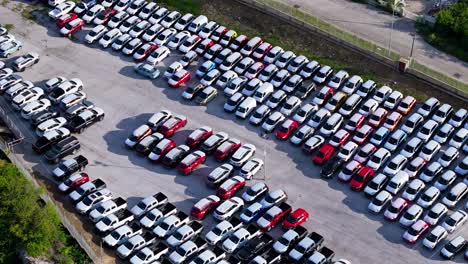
<box><xmin>0</xmin><ymin>159</ymin><xmax>88</xmax><ymax>263</ymax></box>
<box><xmin>434</xmin><ymin>0</ymin><xmax>468</xmax><ymax>46</ymax></box>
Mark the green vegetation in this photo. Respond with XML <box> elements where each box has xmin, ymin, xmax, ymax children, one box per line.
<box><xmin>411</xmin><ymin>60</ymin><xmax>468</xmax><ymax>94</ymax></box>
<box><xmin>0</xmin><ymin>0</ymin><xmax>10</xmax><ymax>7</ymax></box>
<box><xmin>3</xmin><ymin>23</ymin><xmax>13</xmax><ymax>31</ymax></box>
<box><xmin>417</xmin><ymin>1</ymin><xmax>468</xmax><ymax>63</ymax></box>
<box><xmin>0</xmin><ymin>159</ymin><xmax>91</xmax><ymax>263</ymax></box>
<box><xmin>156</xmin><ymin>0</ymin><xmax>203</xmax><ymax>15</ymax></box>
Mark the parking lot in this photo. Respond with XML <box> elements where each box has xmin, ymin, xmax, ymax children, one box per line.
<box><xmin>1</xmin><ymin>3</ymin><xmax>468</xmax><ymax>264</ymax></box>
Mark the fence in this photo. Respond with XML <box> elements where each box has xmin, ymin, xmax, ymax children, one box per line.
<box><xmin>235</xmin><ymin>0</ymin><xmax>468</xmax><ymax>101</ymax></box>
<box><xmin>0</xmin><ymin>106</ymin><xmax>24</xmax><ymax>150</ymax></box>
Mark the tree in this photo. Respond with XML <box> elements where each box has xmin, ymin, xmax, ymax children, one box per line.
<box><xmin>0</xmin><ymin>160</ymin><xmax>63</xmax><ymax>261</ymax></box>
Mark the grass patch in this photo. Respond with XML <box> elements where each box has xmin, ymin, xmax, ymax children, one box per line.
<box><xmin>1</xmin><ymin>0</ymin><xmax>9</xmax><ymax>7</ymax></box>
<box><xmin>411</xmin><ymin>60</ymin><xmax>468</xmax><ymax>94</ymax></box>
<box><xmin>3</xmin><ymin>23</ymin><xmax>14</xmax><ymax>31</ymax></box>
<box><xmin>156</xmin><ymin>0</ymin><xmax>204</xmax><ymax>15</ymax></box>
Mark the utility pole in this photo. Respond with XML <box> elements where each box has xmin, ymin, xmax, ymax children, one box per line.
<box><xmin>409</xmin><ymin>32</ymin><xmax>416</xmax><ymax>59</ymax></box>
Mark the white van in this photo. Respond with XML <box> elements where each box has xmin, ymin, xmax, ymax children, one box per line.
<box><xmin>253</xmin><ymin>82</ymin><xmax>274</xmax><ymax>103</ymax></box>
<box><xmin>235</xmin><ymin>97</ymin><xmax>257</xmax><ymax>119</ymax></box>
<box><xmin>188</xmin><ymin>15</ymin><xmax>208</xmax><ymax>33</ymax></box>
<box><xmin>48</xmin><ymin>0</ymin><xmax>65</xmax><ymax>6</ymax></box>
<box><xmin>386</xmin><ymin>171</ymin><xmax>409</xmax><ymax>195</ymax></box>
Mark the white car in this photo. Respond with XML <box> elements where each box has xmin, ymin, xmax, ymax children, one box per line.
<box><xmin>338</xmin><ymin>160</ymin><xmax>362</xmax><ymax>182</ymax></box>
<box><xmin>280</xmin><ymin>96</ymin><xmax>301</xmax><ymax>116</ymax></box>
<box><xmin>354</xmin><ymin>143</ymin><xmax>376</xmax><ymax>164</ymax></box>
<box><xmin>455</xmin><ymin>156</ymin><xmax>468</xmax><ymax>176</ymax></box>
<box><xmin>432</xmin><ymin>103</ymin><xmax>453</xmax><ymax>124</ymax></box>
<box><xmin>312</xmin><ymin>65</ymin><xmax>332</xmax><ymax>84</ymax></box>
<box><xmin>319</xmin><ymin>113</ymin><xmax>343</xmax><ymax>137</ymax></box>
<box><xmin>434</xmin><ymin>123</ymin><xmax>455</xmax><ymax>144</ymax></box>
<box><xmin>122</xmin><ymin>38</ymin><xmax>142</xmax><ymax>55</ymax></box>
<box><xmin>290</xmin><ymin>125</ymin><xmax>314</xmax><ymax>145</ymax></box>
<box><xmin>358</xmin><ymin>98</ymin><xmax>379</xmax><ymax>117</ymax></box>
<box><xmin>383</xmin><ymin>154</ymin><xmax>407</xmax><ymax>176</ymax></box>
<box><xmin>419</xmin><ymin>140</ymin><xmax>441</xmax><ymax>161</ymax></box>
<box><xmin>263</xmin><ymin>46</ymin><xmax>284</xmax><ymax>64</ymax></box>
<box><xmin>342</xmin><ymin>75</ymin><xmax>363</xmax><ymax>94</ymax></box>
<box><xmin>204</xmin><ymin>219</ymin><xmax>240</xmax><ymax>246</ymax></box>
<box><xmin>129</xmin><ymin>20</ymin><xmax>151</xmax><ymax>38</ymax></box>
<box><xmin>337</xmin><ymin>141</ymin><xmax>358</xmax><ymax>162</ymax></box>
<box><xmin>258</xmin><ymin>63</ymin><xmax>278</xmax><ymax>82</ymax></box>
<box><xmin>402</xmin><ymin>179</ymin><xmax>425</xmax><ymax>201</ymax></box>
<box><xmin>179</xmin><ymin>35</ymin><xmax>201</xmax><ymax>53</ymax></box>
<box><xmin>418</xmin><ymin>97</ymin><xmax>440</xmax><ymax>118</ymax></box>
<box><xmin>167</xmin><ymin>31</ymin><xmax>191</xmax><ymax>50</ymax></box>
<box><xmin>417</xmin><ymin>186</ymin><xmax>440</xmax><ymax>208</ymax></box>
<box><xmin>449</xmin><ymin>108</ymin><xmax>467</xmax><ymax>128</ymax></box>
<box><xmin>82</xmin><ymin>4</ymin><xmax>104</xmax><ymax>23</ymax></box>
<box><xmin>422</xmin><ymin>225</ymin><xmax>448</xmax><ymax>250</ymax></box>
<box><xmin>383</xmin><ymin>197</ymin><xmax>408</xmax><ymax>221</ymax></box>
<box><xmin>48</xmin><ymin>1</ymin><xmax>76</xmax><ymax>19</ymax></box>
<box><xmin>75</xmin><ymin>189</ymin><xmax>113</xmax><ymax>214</ymax></box>
<box><xmin>417</xmin><ymin>120</ymin><xmax>440</xmax><ymax>142</ymax></box>
<box><xmin>234</xmin><ymin>57</ymin><xmax>254</xmax><ymax>75</ymax></box>
<box><xmin>200</xmin><ymin>69</ymin><xmax>221</xmax><ymax>86</ymax></box>
<box><xmin>147</xmin><ymin>46</ymin><xmax>170</xmax><ymax>65</ymax></box>
<box><xmin>213</xmin><ymin>197</ymin><xmax>244</xmax><ymax>221</ymax></box>
<box><xmin>373</xmin><ymin>85</ymin><xmax>392</xmax><ymax>103</ymax></box>
<box><xmin>384</xmin><ymin>90</ymin><xmax>403</xmax><ymax>109</ymax></box>
<box><xmin>275</xmin><ymin>50</ymin><xmax>296</xmax><ymax>68</ymax></box>
<box><xmin>327</xmin><ymin>70</ymin><xmax>349</xmax><ymax>89</ymax></box>
<box><xmin>154</xmin><ymin>28</ymin><xmax>177</xmax><ymax>46</ymax></box>
<box><xmin>239</xmin><ymin>158</ymin><xmax>264</xmax><ymax>179</ymax></box>
<box><xmin>126</xmin><ymin>0</ymin><xmax>145</xmax><ymax>15</ymax></box>
<box><xmin>84</xmin><ymin>24</ymin><xmax>108</xmax><ymax>44</ymax></box>
<box><xmin>293</xmin><ymin>103</ymin><xmax>318</xmax><ymax>124</ymax></box>
<box><xmin>164</xmin><ymin>61</ymin><xmax>183</xmax><ymax>79</ymax></box>
<box><xmin>36</xmin><ymin>117</ymin><xmax>67</xmax><ymax>137</ymax></box>
<box><xmin>438</xmin><ymin>147</ymin><xmax>459</xmax><ymax>168</ymax></box>
<box><xmin>249</xmin><ymin>105</ymin><xmax>271</xmax><ymax>126</ymax></box>
<box><xmin>449</xmin><ymin>128</ymin><xmax>467</xmax><ymax>148</ymax></box>
<box><xmin>216</xmin><ymin>70</ymin><xmax>237</xmax><ymax>89</ymax></box>
<box><xmin>399</xmin><ymin>204</ymin><xmax>423</xmax><ymax>227</ymax></box>
<box><xmin>262</xmin><ymin>111</ymin><xmax>285</xmax><ymax>133</ymax></box>
<box><xmin>366</xmin><ymin>148</ymin><xmax>391</xmax><ymax>171</ymax></box>
<box><xmin>107</xmin><ymin>11</ymin><xmax>129</xmax><ymax>28</ymax></box>
<box><xmin>266</xmin><ymin>90</ymin><xmax>287</xmax><ymax>109</ymax></box>
<box><xmin>442</xmin><ymin>210</ymin><xmax>467</xmax><ymax>233</ymax></box>
<box><xmin>99</xmin><ymin>28</ymin><xmax>122</xmax><ymax>48</ymax></box>
<box><xmin>138</xmin><ymin>2</ymin><xmax>158</xmax><ymax>20</ymax></box>
<box><xmin>230</xmin><ymin>144</ymin><xmax>256</xmax><ymax>167</ymax></box>
<box><xmin>401</xmin><ymin>113</ymin><xmax>424</xmax><ymax>135</ymax></box>
<box><xmin>400</xmin><ymin>137</ymin><xmax>423</xmax><ymax>158</ymax></box>
<box><xmin>423</xmin><ymin>203</ymin><xmax>448</xmax><ymax>225</ymax></box>
<box><xmin>11</xmin><ymin>87</ymin><xmax>44</xmax><ymax>110</ymax></box>
<box><xmin>418</xmin><ymin>161</ymin><xmax>441</xmax><ymax>183</ymax></box>
<box><xmin>241</xmin><ymin>182</ymin><xmax>268</xmax><ymax>202</ymax></box>
<box><xmin>21</xmin><ymin>99</ymin><xmax>51</xmax><ymax>119</ymax></box>
<box><xmin>368</xmin><ymin>190</ymin><xmax>392</xmax><ymax>213</ymax></box>
<box><xmin>383</xmin><ymin>129</ymin><xmax>407</xmax><ymax>152</ymax></box>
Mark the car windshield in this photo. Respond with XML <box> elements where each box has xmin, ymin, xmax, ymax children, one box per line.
<box><xmin>111</xmin><ymin>231</ymin><xmax>121</xmax><ymax>240</ymax></box>
<box><xmin>420</xmin><ymin>127</ymin><xmax>430</xmax><ymax>134</ymax></box>
<box><xmin>370</xmin><ymin>155</ymin><xmax>381</xmax><ymax>163</ymax></box>
<box><xmin>286</xmin><ymin>214</ymin><xmax>299</xmax><ymax>223</ymax></box>
<box><xmin>175</xmin><ymin>247</ymin><xmax>187</xmax><ymax>256</ymax></box>
<box><xmin>102</xmin><ymin>217</ymin><xmax>112</xmax><ymax>225</ymax></box>
<box><xmin>407</xmin><ymin>227</ymin><xmax>420</xmax><ymax>236</ymax></box>
<box><xmin>406</xmin><ymin>186</ymin><xmax>418</xmax><ymax>195</ymax></box>
<box><xmin>361</xmin><ymin>105</ymin><xmax>370</xmax><ymax>112</ymax></box>
<box><xmin>265</xmin><ymin>117</ymin><xmax>276</xmax><ymax>125</ymax></box>
<box><xmin>231</xmin><ymin>235</ymin><xmax>241</xmax><ymax>244</ymax></box>
<box><xmin>404</xmin><ymin>145</ymin><xmax>415</xmax><ymax>153</ymax></box>
<box><xmin>278</xmin><ymin>237</ymin><xmax>289</xmax><ymax>245</ymax></box>
<box><xmin>445</xmin><ymin>217</ymin><xmax>456</xmax><ymax>226</ymax></box>
<box><xmin>253</xmin><ymin>111</ymin><xmax>263</xmax><ymax>118</ymax></box>
<box><xmin>427</xmin><ymin>210</ymin><xmax>440</xmax><ymax>218</ymax></box>
<box><xmin>96</xmin><ymin>206</ymin><xmax>106</xmax><ymax>213</ymax></box>
<box><xmin>357</xmin><ymin>149</ymin><xmax>369</xmax><ymax>157</ymax></box>
<box><xmin>373</xmin><ymin>198</ymin><xmax>385</xmax><ymax>206</ymax></box>
<box><xmin>316</xmin><ymin>71</ymin><xmax>326</xmax><ymax>78</ymax></box>
<box><xmin>243</xmin><ymin>209</ymin><xmax>254</xmax><ymax>217</ymax></box>
<box><xmin>82</xmin><ymin>196</ymin><xmax>93</xmax><ymax>206</ymax></box>
<box><xmin>136</xmin><ymin>251</ymin><xmax>148</xmax><ymax>261</ymax></box>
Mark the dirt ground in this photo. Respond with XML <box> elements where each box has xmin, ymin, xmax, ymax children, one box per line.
<box><xmin>203</xmin><ymin>0</ymin><xmax>465</xmax><ymax>108</ymax></box>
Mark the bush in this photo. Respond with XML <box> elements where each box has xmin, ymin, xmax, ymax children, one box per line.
<box><xmin>0</xmin><ymin>159</ymin><xmax>90</xmax><ymax>263</ymax></box>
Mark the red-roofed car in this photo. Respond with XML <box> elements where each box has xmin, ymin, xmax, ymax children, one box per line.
<box><xmin>214</xmin><ymin>138</ymin><xmax>242</xmax><ymax>161</ymax></box>
<box><xmin>148</xmin><ymin>138</ymin><xmax>176</xmax><ymax>162</ymax></box>
<box><xmin>403</xmin><ymin>220</ymin><xmax>429</xmax><ymax>244</ymax></box>
<box><xmin>56</xmin><ymin>13</ymin><xmax>78</xmax><ymax>28</ymax></box>
<box><xmin>133</xmin><ymin>42</ymin><xmax>158</xmax><ymax>62</ymax></box>
<box><xmin>168</xmin><ymin>69</ymin><xmax>191</xmax><ymax>88</ymax></box>
<box><xmin>216</xmin><ymin>176</ymin><xmax>246</xmax><ymax>199</ymax></box>
<box><xmin>58</xmin><ymin>172</ymin><xmax>90</xmax><ymax>193</ymax></box>
<box><xmin>157</xmin><ymin>115</ymin><xmax>187</xmax><ymax>137</ymax></box>
<box><xmin>185</xmin><ymin>126</ymin><xmax>213</xmax><ymax>148</ymax></box>
<box><xmin>313</xmin><ymin>144</ymin><xmax>334</xmax><ymax>165</ymax></box>
<box><xmin>191</xmin><ymin>195</ymin><xmax>221</xmax><ymax>219</ymax></box>
<box><xmin>283</xmin><ymin>208</ymin><xmax>309</xmax><ymax>229</ymax></box>
<box><xmin>177</xmin><ymin>150</ymin><xmax>206</xmax><ymax>175</ymax></box>
<box><xmin>349</xmin><ymin>166</ymin><xmax>375</xmax><ymax>191</ymax></box>
<box><xmin>276</xmin><ymin>119</ymin><xmax>299</xmax><ymax>140</ymax></box>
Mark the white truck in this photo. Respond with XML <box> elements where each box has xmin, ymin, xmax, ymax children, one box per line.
<box><xmin>103</xmin><ymin>223</ymin><xmax>143</xmax><ymax>248</ymax></box>
<box><xmin>153</xmin><ymin>211</ymin><xmax>190</xmax><ymax>238</ymax></box>
<box><xmin>94</xmin><ymin>209</ymin><xmax>134</xmax><ymax>235</ymax></box>
<box><xmin>130</xmin><ymin>192</ymin><xmax>168</xmax><ymax>217</ymax></box>
<box><xmin>205</xmin><ymin>216</ymin><xmax>243</xmax><ymax>245</ymax></box>
<box><xmin>89</xmin><ymin>197</ymin><xmax>127</xmax><ymax>222</ymax></box>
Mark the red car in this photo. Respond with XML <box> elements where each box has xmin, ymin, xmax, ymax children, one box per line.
<box><xmin>314</xmin><ymin>86</ymin><xmax>335</xmax><ymax>106</ymax></box>
<box><xmin>257</xmin><ymin>203</ymin><xmax>292</xmax><ymax>231</ymax></box>
<box><xmin>229</xmin><ymin>35</ymin><xmax>248</xmax><ymax>51</ymax></box>
<box><xmin>383</xmin><ymin>198</ymin><xmax>408</xmax><ymax>221</ymax></box>
<box><xmin>58</xmin><ymin>172</ymin><xmax>89</xmax><ymax>192</ymax></box>
<box><xmin>157</xmin><ymin>115</ymin><xmax>187</xmax><ymax>137</ymax></box>
<box><xmin>213</xmin><ymin>138</ymin><xmax>241</xmax><ymax>161</ymax></box>
<box><xmin>349</xmin><ymin>166</ymin><xmax>375</xmax><ymax>191</ymax></box>
<box><xmin>402</xmin><ymin>220</ymin><xmax>429</xmax><ymax>244</ymax></box>
<box><xmin>313</xmin><ymin>144</ymin><xmax>334</xmax><ymax>165</ymax></box>
<box><xmin>191</xmin><ymin>195</ymin><xmax>221</xmax><ymax>219</ymax></box>
<box><xmin>56</xmin><ymin>13</ymin><xmax>78</xmax><ymax>28</ymax></box>
<box><xmin>94</xmin><ymin>8</ymin><xmax>117</xmax><ymax>25</ymax></box>
<box><xmin>368</xmin><ymin>108</ymin><xmax>388</xmax><ymax>128</ymax></box>
<box><xmin>148</xmin><ymin>138</ymin><xmax>176</xmax><ymax>162</ymax></box>
<box><xmin>185</xmin><ymin>126</ymin><xmax>213</xmax><ymax>148</ymax></box>
<box><xmin>282</xmin><ymin>208</ymin><xmax>309</xmax><ymax>229</ymax></box>
<box><xmin>133</xmin><ymin>42</ymin><xmax>158</xmax><ymax>62</ymax></box>
<box><xmin>329</xmin><ymin>129</ymin><xmax>350</xmax><ymax>147</ymax></box>
<box><xmin>216</xmin><ymin>176</ymin><xmax>246</xmax><ymax>199</ymax></box>
<box><xmin>345</xmin><ymin>113</ymin><xmax>365</xmax><ymax>132</ymax></box>
<box><xmin>168</xmin><ymin>69</ymin><xmax>191</xmax><ymax>88</ymax></box>
<box><xmin>177</xmin><ymin>150</ymin><xmax>206</xmax><ymax>175</ymax></box>
<box><xmin>195</xmin><ymin>39</ymin><xmax>214</xmax><ymax>55</ymax></box>
<box><xmin>60</xmin><ymin>18</ymin><xmax>84</xmax><ymax>37</ymax></box>
<box><xmin>276</xmin><ymin>119</ymin><xmax>298</xmax><ymax>140</ymax></box>
<box><xmin>252</xmin><ymin>42</ymin><xmax>272</xmax><ymax>60</ymax></box>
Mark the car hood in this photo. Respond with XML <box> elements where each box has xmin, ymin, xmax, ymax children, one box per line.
<box><xmin>222</xmin><ymin>240</ymin><xmax>237</xmax><ymax>252</ymax></box>
<box><xmin>117</xmin><ymin>245</ymin><xmax>132</xmax><ymax>258</ymax></box>
<box><xmin>205</xmin><ymin>232</ymin><xmax>218</xmax><ymax>244</ymax></box>
<box><xmin>130</xmin><ymin>206</ymin><xmax>144</xmax><ymax>216</ymax></box>
<box><xmin>104</xmin><ymin>235</ymin><xmax>119</xmax><ymax>246</ymax></box>
<box><xmin>89</xmin><ymin>209</ymin><xmax>100</xmax><ymax>220</ymax></box>
<box><xmin>69</xmin><ymin>191</ymin><xmax>82</xmax><ymax>201</ymax></box>
<box><xmin>139</xmin><ymin>217</ymin><xmax>154</xmax><ymax>228</ymax></box>
<box><xmin>75</xmin><ymin>202</ymin><xmax>90</xmax><ymax>213</ymax></box>
<box><xmin>52</xmin><ymin>167</ymin><xmax>65</xmax><ymax>178</ymax></box>
<box><xmin>273</xmin><ymin>242</ymin><xmax>288</xmax><ymax>253</ymax></box>
<box><xmin>256</xmin><ymin>218</ymin><xmax>269</xmax><ymax>228</ymax></box>
<box><xmin>58</xmin><ymin>183</ymin><xmax>69</xmax><ymax>192</ymax></box>
<box><xmin>289</xmin><ymin>249</ymin><xmax>303</xmax><ymax>260</ymax></box>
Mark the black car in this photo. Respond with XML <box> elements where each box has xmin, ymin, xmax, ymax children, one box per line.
<box><xmin>236</xmin><ymin>233</ymin><xmax>274</xmax><ymax>261</ymax></box>
<box><xmin>45</xmin><ymin>136</ymin><xmax>80</xmax><ymax>163</ymax></box>
<box><xmin>294</xmin><ymin>82</ymin><xmax>316</xmax><ymax>99</ymax></box>
<box><xmin>320</xmin><ymin>157</ymin><xmax>345</xmax><ymax>178</ymax></box>
<box><xmin>32</xmin><ymin>129</ymin><xmax>70</xmax><ymax>154</ymax></box>
<box><xmin>161</xmin><ymin>145</ymin><xmax>191</xmax><ymax>168</ymax></box>
<box><xmin>135</xmin><ymin>133</ymin><xmax>164</xmax><ymax>155</ymax></box>
<box><xmin>30</xmin><ymin>110</ymin><xmax>59</xmax><ymax>127</ymax></box>
<box><xmin>67</xmin><ymin>107</ymin><xmax>105</xmax><ymax>133</ymax></box>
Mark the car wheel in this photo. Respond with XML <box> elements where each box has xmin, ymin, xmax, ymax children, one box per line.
<box><xmin>72</xmin><ymin>148</ymin><xmax>78</xmax><ymax>154</ymax></box>
<box><xmin>34</xmin><ymin>59</ymin><xmax>39</xmax><ymax>64</ymax></box>
<box><xmin>79</xmin><ymin>128</ymin><xmax>84</xmax><ymax>133</ymax></box>
<box><xmin>54</xmin><ymin>158</ymin><xmax>59</xmax><ymax>163</ymax></box>
<box><xmin>20</xmin><ymin>67</ymin><xmax>25</xmax><ymax>72</ymax></box>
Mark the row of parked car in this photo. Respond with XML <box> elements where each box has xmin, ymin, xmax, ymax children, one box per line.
<box><xmin>41</xmin><ymin>0</ymin><xmax>468</xmax><ymax>261</ymax></box>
